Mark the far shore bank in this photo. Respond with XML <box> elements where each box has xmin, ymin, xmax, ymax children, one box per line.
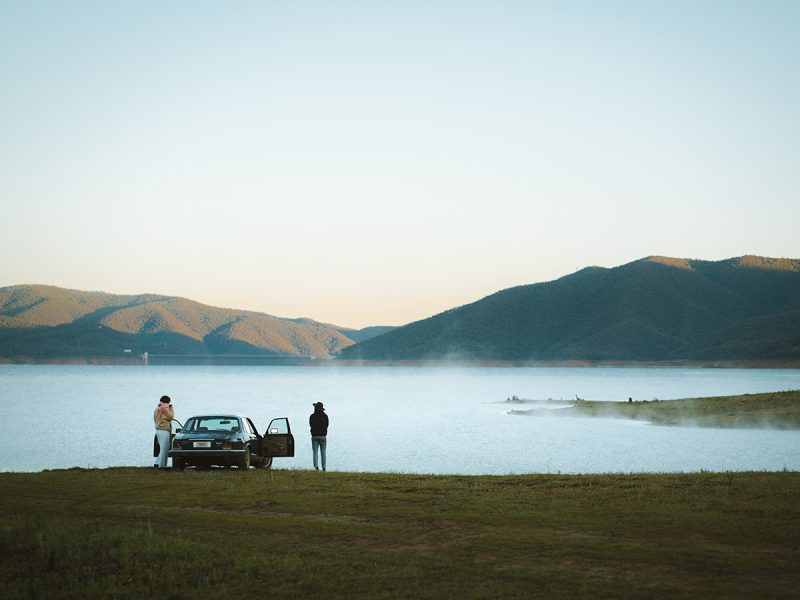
<box><xmin>507</xmin><ymin>390</ymin><xmax>800</xmax><ymax>429</ymax></box>
<box><xmin>3</xmin><ymin>356</ymin><xmax>800</xmax><ymax>368</ymax></box>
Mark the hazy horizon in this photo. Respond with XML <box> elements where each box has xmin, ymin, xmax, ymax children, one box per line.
<box><xmin>2</xmin><ymin>1</ymin><xmax>799</xmax><ymax>328</ymax></box>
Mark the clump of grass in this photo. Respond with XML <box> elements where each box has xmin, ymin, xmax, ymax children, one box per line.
<box><xmin>0</xmin><ymin>517</ymin><xmax>273</xmax><ymax>598</ymax></box>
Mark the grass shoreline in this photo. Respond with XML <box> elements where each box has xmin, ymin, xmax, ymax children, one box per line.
<box><xmin>1</xmin><ymin>468</ymin><xmax>799</xmax><ymax>598</ymax></box>
<box><xmin>507</xmin><ymin>390</ymin><xmax>800</xmax><ymax>428</ymax></box>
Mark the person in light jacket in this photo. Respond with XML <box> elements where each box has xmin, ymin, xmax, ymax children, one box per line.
<box><xmin>309</xmin><ymin>402</ymin><xmax>329</xmax><ymax>471</ymax></box>
<box><xmin>154</xmin><ymin>395</ymin><xmax>174</xmax><ymax>469</ymax></box>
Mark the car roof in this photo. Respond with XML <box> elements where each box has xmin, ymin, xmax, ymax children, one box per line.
<box><xmin>186</xmin><ymin>415</ymin><xmax>245</xmax><ymax>420</ymax></box>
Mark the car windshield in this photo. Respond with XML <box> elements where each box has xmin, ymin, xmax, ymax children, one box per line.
<box><xmin>183</xmin><ymin>416</ymin><xmax>241</xmax><ymax>433</ymax></box>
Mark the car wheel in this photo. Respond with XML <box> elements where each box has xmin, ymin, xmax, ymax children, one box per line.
<box><xmin>260</xmin><ymin>456</ymin><xmax>273</xmax><ymax>469</ymax></box>
<box><xmin>173</xmin><ymin>458</ymin><xmax>186</xmax><ymax>471</ymax></box>
<box><xmin>238</xmin><ymin>447</ymin><xmax>251</xmax><ymax>470</ymax></box>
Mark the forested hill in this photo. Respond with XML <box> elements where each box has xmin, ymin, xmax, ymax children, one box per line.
<box><xmin>339</xmin><ymin>256</ymin><xmax>800</xmax><ymax>362</ymax></box>
<box><xmin>0</xmin><ymin>285</ymin><xmax>390</xmax><ymax>361</ymax></box>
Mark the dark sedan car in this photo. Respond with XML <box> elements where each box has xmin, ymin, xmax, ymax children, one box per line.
<box><xmin>168</xmin><ymin>414</ymin><xmax>294</xmax><ymax>470</ymax></box>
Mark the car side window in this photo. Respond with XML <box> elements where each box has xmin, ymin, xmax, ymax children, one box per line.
<box><xmin>268</xmin><ymin>418</ymin><xmax>289</xmax><ymax>435</ymax></box>
<box><xmin>246</xmin><ymin>418</ymin><xmax>259</xmax><ymax>435</ymax></box>
<box><xmin>241</xmin><ymin>419</ymin><xmax>252</xmax><ymax>434</ymax></box>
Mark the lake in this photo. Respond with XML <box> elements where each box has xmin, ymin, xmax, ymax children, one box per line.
<box><xmin>2</xmin><ymin>365</ymin><xmax>799</xmax><ymax>474</ymax></box>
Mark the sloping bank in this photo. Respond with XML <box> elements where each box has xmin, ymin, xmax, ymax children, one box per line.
<box><xmin>507</xmin><ymin>390</ymin><xmax>800</xmax><ymax>428</ymax></box>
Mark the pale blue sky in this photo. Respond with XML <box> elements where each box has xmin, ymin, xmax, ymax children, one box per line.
<box><xmin>1</xmin><ymin>1</ymin><xmax>799</xmax><ymax>327</ymax></box>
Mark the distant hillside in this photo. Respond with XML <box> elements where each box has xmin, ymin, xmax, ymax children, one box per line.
<box><xmin>287</xmin><ymin>318</ymin><xmax>397</xmax><ymax>344</ymax></box>
<box><xmin>339</xmin><ymin>256</ymin><xmax>800</xmax><ymax>362</ymax></box>
<box><xmin>0</xmin><ymin>285</ymin><xmax>387</xmax><ymax>361</ymax></box>
<box><xmin>334</xmin><ymin>326</ymin><xmax>398</xmax><ymax>343</ymax></box>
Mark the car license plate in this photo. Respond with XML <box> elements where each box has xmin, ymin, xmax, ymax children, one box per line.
<box><xmin>194</xmin><ymin>441</ymin><xmax>211</xmax><ymax>448</ymax></box>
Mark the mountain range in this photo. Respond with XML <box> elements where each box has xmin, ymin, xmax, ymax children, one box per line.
<box><xmin>3</xmin><ymin>255</ymin><xmax>799</xmax><ymax>363</ymax></box>
<box><xmin>0</xmin><ymin>285</ymin><xmax>392</xmax><ymax>361</ymax></box>
<box><xmin>339</xmin><ymin>255</ymin><xmax>800</xmax><ymax>362</ymax></box>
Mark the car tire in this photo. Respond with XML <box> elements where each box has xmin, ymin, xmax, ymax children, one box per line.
<box><xmin>238</xmin><ymin>447</ymin><xmax>251</xmax><ymax>470</ymax></box>
<box><xmin>173</xmin><ymin>458</ymin><xmax>186</xmax><ymax>471</ymax></box>
<box><xmin>260</xmin><ymin>456</ymin><xmax>273</xmax><ymax>469</ymax></box>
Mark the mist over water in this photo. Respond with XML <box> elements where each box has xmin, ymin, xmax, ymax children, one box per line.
<box><xmin>2</xmin><ymin>365</ymin><xmax>799</xmax><ymax>473</ymax></box>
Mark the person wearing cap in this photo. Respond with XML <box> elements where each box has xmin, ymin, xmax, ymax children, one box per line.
<box><xmin>153</xmin><ymin>395</ymin><xmax>174</xmax><ymax>469</ymax></box>
<box><xmin>309</xmin><ymin>402</ymin><xmax>329</xmax><ymax>471</ymax></box>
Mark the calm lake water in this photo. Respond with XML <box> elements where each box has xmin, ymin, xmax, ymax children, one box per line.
<box><xmin>2</xmin><ymin>365</ymin><xmax>799</xmax><ymax>474</ymax></box>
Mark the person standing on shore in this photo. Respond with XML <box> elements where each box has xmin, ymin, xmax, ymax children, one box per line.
<box><xmin>309</xmin><ymin>402</ymin><xmax>329</xmax><ymax>471</ymax></box>
<box><xmin>154</xmin><ymin>395</ymin><xmax>174</xmax><ymax>469</ymax></box>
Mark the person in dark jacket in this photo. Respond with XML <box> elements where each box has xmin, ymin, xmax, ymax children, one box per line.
<box><xmin>309</xmin><ymin>402</ymin><xmax>329</xmax><ymax>471</ymax></box>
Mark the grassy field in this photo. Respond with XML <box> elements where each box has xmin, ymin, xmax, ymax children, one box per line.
<box><xmin>508</xmin><ymin>390</ymin><xmax>800</xmax><ymax>428</ymax></box>
<box><xmin>1</xmin><ymin>468</ymin><xmax>799</xmax><ymax>598</ymax></box>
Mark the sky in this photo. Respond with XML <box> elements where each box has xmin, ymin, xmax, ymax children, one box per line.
<box><xmin>1</xmin><ymin>1</ymin><xmax>799</xmax><ymax>328</ymax></box>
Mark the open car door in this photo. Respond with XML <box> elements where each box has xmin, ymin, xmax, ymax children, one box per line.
<box><xmin>264</xmin><ymin>417</ymin><xmax>295</xmax><ymax>457</ymax></box>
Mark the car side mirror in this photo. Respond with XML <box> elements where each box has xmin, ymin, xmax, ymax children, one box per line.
<box><xmin>175</xmin><ymin>428</ymin><xmax>182</xmax><ymax>433</ymax></box>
